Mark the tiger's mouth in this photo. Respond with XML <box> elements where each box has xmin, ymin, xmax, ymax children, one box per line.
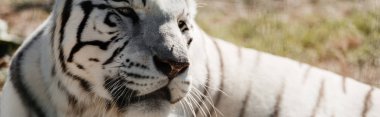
<box><xmin>105</xmin><ymin>86</ymin><xmax>171</xmax><ymax>110</ymax></box>
<box><xmin>134</xmin><ymin>87</ymin><xmax>171</xmax><ymax>102</ymax></box>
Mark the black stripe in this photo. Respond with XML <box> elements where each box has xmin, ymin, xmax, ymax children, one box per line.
<box><xmin>238</xmin><ymin>85</ymin><xmax>252</xmax><ymax>117</ymax></box>
<box><xmin>102</xmin><ymin>40</ymin><xmax>129</xmax><ymax>65</ymax></box>
<box><xmin>311</xmin><ymin>79</ymin><xmax>325</xmax><ymax>117</ymax></box>
<box><xmin>57</xmin><ymin>81</ymin><xmax>78</xmax><ymax>106</ymax></box>
<box><xmin>362</xmin><ymin>87</ymin><xmax>374</xmax><ymax>117</ymax></box>
<box><xmin>59</xmin><ymin>48</ymin><xmax>91</xmax><ymax>91</ymax></box>
<box><xmin>209</xmin><ymin>39</ymin><xmax>225</xmax><ymax>117</ymax></box>
<box><xmin>51</xmin><ymin>64</ymin><xmax>56</xmax><ymax>76</ymax></box>
<box><xmin>67</xmin><ymin>35</ymin><xmax>119</xmax><ymax>62</ymax></box>
<box><xmin>10</xmin><ymin>31</ymin><xmax>45</xmax><ymax>117</ymax></box>
<box><xmin>57</xmin><ymin>0</ymin><xmax>92</xmax><ymax>92</ymax></box>
<box><xmin>238</xmin><ymin>63</ymin><xmax>254</xmax><ymax>117</ymax></box>
<box><xmin>67</xmin><ymin>0</ymin><xmax>94</xmax><ymax>62</ymax></box>
<box><xmin>89</xmin><ymin>58</ymin><xmax>100</xmax><ymax>62</ymax></box>
<box><xmin>270</xmin><ymin>81</ymin><xmax>286</xmax><ymax>117</ymax></box>
<box><xmin>50</xmin><ymin>23</ymin><xmax>57</xmax><ymax>77</ymax></box>
<box><xmin>67</xmin><ymin>40</ymin><xmax>114</xmax><ymax>62</ymax></box>
<box><xmin>111</xmin><ymin>0</ymin><xmax>130</xmax><ymax>3</ymax></box>
<box><xmin>237</xmin><ymin>46</ymin><xmax>251</xmax><ymax>117</ymax></box>
<box><xmin>59</xmin><ymin>0</ymin><xmax>72</xmax><ymax>44</ymax></box>
<box><xmin>64</xmin><ymin>1</ymin><xmax>120</xmax><ymax>62</ymax></box>
<box><xmin>302</xmin><ymin>66</ymin><xmax>312</xmax><ymax>84</ymax></box>
<box><xmin>70</xmin><ymin>73</ymin><xmax>92</xmax><ymax>91</ymax></box>
<box><xmin>58</xmin><ymin>0</ymin><xmax>72</xmax><ymax>71</ymax></box>
<box><xmin>76</xmin><ymin>63</ymin><xmax>85</xmax><ymax>70</ymax></box>
<box><xmin>142</xmin><ymin>0</ymin><xmax>147</xmax><ymax>6</ymax></box>
<box><xmin>342</xmin><ymin>77</ymin><xmax>347</xmax><ymax>94</ymax></box>
<box><xmin>187</xmin><ymin>38</ymin><xmax>193</xmax><ymax>46</ymax></box>
<box><xmin>57</xmin><ymin>80</ymin><xmax>87</xmax><ymax>115</ymax></box>
<box><xmin>104</xmin><ymin>12</ymin><xmax>118</xmax><ymax>27</ymax></box>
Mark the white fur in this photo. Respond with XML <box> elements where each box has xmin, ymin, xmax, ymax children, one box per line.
<box><xmin>1</xmin><ymin>0</ymin><xmax>379</xmax><ymax>117</ymax></box>
<box><xmin>185</xmin><ymin>32</ymin><xmax>380</xmax><ymax>117</ymax></box>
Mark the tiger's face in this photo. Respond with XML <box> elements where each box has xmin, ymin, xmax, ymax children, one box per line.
<box><xmin>57</xmin><ymin>0</ymin><xmax>196</xmax><ymax>114</ymax></box>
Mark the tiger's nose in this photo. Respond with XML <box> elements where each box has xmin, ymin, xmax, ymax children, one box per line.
<box><xmin>153</xmin><ymin>55</ymin><xmax>189</xmax><ymax>79</ymax></box>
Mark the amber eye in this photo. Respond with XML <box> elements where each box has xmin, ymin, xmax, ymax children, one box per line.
<box><xmin>178</xmin><ymin>20</ymin><xmax>189</xmax><ymax>32</ymax></box>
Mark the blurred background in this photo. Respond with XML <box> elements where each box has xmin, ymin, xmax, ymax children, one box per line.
<box><xmin>0</xmin><ymin>0</ymin><xmax>379</xmax><ymax>89</ymax></box>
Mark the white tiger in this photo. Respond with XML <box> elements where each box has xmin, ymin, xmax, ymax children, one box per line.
<box><xmin>1</xmin><ymin>0</ymin><xmax>380</xmax><ymax>117</ymax></box>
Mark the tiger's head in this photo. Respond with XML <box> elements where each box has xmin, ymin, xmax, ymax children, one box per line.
<box><xmin>52</xmin><ymin>0</ymin><xmax>196</xmax><ymax>115</ymax></box>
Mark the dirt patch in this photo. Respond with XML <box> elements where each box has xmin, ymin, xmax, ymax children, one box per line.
<box><xmin>0</xmin><ymin>2</ymin><xmax>50</xmax><ymax>38</ymax></box>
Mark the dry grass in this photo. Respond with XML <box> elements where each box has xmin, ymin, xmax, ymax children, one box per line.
<box><xmin>0</xmin><ymin>0</ymin><xmax>50</xmax><ymax>39</ymax></box>
<box><xmin>197</xmin><ymin>0</ymin><xmax>380</xmax><ymax>86</ymax></box>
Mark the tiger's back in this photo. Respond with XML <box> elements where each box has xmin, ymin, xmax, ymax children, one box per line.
<box><xmin>188</xmin><ymin>32</ymin><xmax>380</xmax><ymax>117</ymax></box>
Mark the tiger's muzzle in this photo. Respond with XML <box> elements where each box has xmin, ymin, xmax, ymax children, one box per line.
<box><xmin>153</xmin><ymin>55</ymin><xmax>189</xmax><ymax>79</ymax></box>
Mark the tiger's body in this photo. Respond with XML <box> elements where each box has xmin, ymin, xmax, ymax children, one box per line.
<box><xmin>188</xmin><ymin>32</ymin><xmax>380</xmax><ymax>117</ymax></box>
<box><xmin>1</xmin><ymin>0</ymin><xmax>380</xmax><ymax>117</ymax></box>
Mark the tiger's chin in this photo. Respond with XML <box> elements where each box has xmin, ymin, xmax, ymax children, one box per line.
<box><xmin>125</xmin><ymin>102</ymin><xmax>170</xmax><ymax>117</ymax></box>
<box><xmin>125</xmin><ymin>97</ymin><xmax>172</xmax><ymax>117</ymax></box>
<box><xmin>125</xmin><ymin>86</ymin><xmax>171</xmax><ymax>104</ymax></box>
<box><xmin>120</xmin><ymin>87</ymin><xmax>176</xmax><ymax>117</ymax></box>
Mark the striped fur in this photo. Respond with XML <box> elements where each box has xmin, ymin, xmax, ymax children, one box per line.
<box><xmin>1</xmin><ymin>0</ymin><xmax>380</xmax><ymax>117</ymax></box>
<box><xmin>186</xmin><ymin>32</ymin><xmax>380</xmax><ymax>117</ymax></box>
